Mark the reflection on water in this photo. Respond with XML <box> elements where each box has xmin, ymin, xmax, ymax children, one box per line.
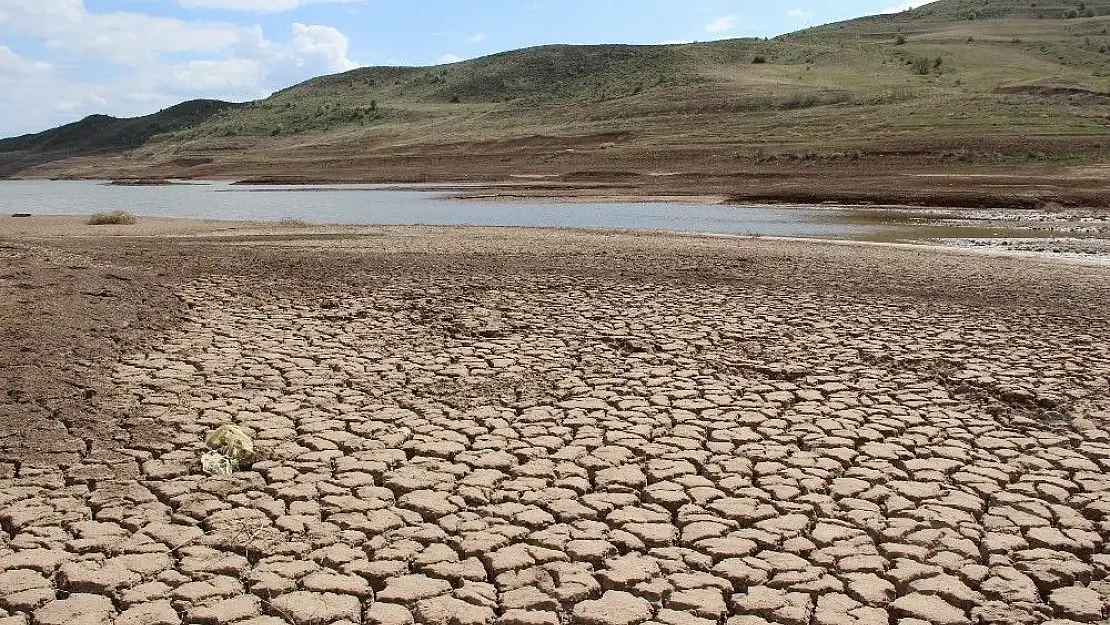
<box><xmin>0</xmin><ymin>179</ymin><xmax>1049</xmax><ymax>241</ymax></box>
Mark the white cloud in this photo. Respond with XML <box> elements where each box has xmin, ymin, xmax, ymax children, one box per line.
<box><xmin>169</xmin><ymin>59</ymin><xmax>266</xmax><ymax>91</ymax></box>
<box><xmin>881</xmin><ymin>1</ymin><xmax>929</xmax><ymax>13</ymax></box>
<box><xmin>0</xmin><ymin>45</ymin><xmax>109</xmax><ymax>136</ymax></box>
<box><xmin>0</xmin><ymin>0</ymin><xmax>365</xmax><ymax>137</ymax></box>
<box><xmin>704</xmin><ymin>14</ymin><xmax>737</xmax><ymax>34</ymax></box>
<box><xmin>0</xmin><ymin>0</ymin><xmax>245</xmax><ymax>66</ymax></box>
<box><xmin>788</xmin><ymin>8</ymin><xmax>810</xmax><ymax>18</ymax></box>
<box><xmin>176</xmin><ymin>0</ymin><xmax>364</xmax><ymax>13</ymax></box>
<box><xmin>465</xmin><ymin>33</ymin><xmax>487</xmax><ymax>44</ymax></box>
<box><xmin>55</xmin><ymin>92</ymin><xmax>107</xmax><ymax>112</ymax></box>
<box><xmin>292</xmin><ymin>22</ymin><xmax>360</xmax><ymax>72</ymax></box>
<box><xmin>0</xmin><ymin>45</ymin><xmax>51</xmax><ymax>75</ymax></box>
<box><xmin>438</xmin><ymin>53</ymin><xmax>461</xmax><ymax>64</ymax></box>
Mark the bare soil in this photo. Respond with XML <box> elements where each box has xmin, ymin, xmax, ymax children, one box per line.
<box><xmin>1</xmin><ymin>224</ymin><xmax>1109</xmax><ymax>624</ymax></box>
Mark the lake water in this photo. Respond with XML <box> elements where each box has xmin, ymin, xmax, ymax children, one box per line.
<box><xmin>0</xmin><ymin>180</ymin><xmax>874</xmax><ymax>238</ymax></box>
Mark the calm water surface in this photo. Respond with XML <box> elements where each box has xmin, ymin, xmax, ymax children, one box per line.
<box><xmin>0</xmin><ymin>180</ymin><xmax>875</xmax><ymax>238</ymax></box>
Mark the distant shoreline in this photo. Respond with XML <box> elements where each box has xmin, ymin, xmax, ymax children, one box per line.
<box><xmin>12</xmin><ymin>171</ymin><xmax>1096</xmax><ymax>211</ymax></box>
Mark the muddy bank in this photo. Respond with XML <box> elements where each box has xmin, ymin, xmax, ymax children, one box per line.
<box><xmin>0</xmin><ymin>240</ymin><xmax>186</xmax><ymax>469</ymax></box>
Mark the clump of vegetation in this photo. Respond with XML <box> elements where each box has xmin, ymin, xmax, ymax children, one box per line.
<box><xmin>912</xmin><ymin>56</ymin><xmax>933</xmax><ymax>75</ymax></box>
<box><xmin>752</xmin><ymin>55</ymin><xmax>767</xmax><ymax>64</ymax></box>
<box><xmin>277</xmin><ymin>217</ymin><xmax>310</xmax><ymax>227</ymax></box>
<box><xmin>1075</xmin><ymin>2</ymin><xmax>1096</xmax><ymax>17</ymax></box>
<box><xmin>87</xmin><ymin>210</ymin><xmax>137</xmax><ymax>225</ymax></box>
<box><xmin>895</xmin><ymin>34</ymin><xmax>907</xmax><ymax>45</ymax></box>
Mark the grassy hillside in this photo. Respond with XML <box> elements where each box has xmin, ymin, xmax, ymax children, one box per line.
<box><xmin>0</xmin><ymin>100</ymin><xmax>238</xmax><ymax>177</ymax></box>
<box><xmin>6</xmin><ymin>0</ymin><xmax>1110</xmax><ymax>191</ymax></box>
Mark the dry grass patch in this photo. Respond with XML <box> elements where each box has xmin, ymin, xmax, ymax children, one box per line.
<box><xmin>87</xmin><ymin>210</ymin><xmax>137</xmax><ymax>225</ymax></box>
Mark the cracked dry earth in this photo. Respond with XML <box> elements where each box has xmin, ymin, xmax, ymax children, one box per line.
<box><xmin>2</xmin><ymin>227</ymin><xmax>1110</xmax><ymax>625</ymax></box>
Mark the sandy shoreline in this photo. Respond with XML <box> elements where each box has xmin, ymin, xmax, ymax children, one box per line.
<box><xmin>5</xmin><ymin>213</ymin><xmax>1110</xmax><ymax>268</ymax></box>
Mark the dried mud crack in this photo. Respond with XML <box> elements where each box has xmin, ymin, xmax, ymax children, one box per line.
<box><xmin>1</xmin><ymin>226</ymin><xmax>1109</xmax><ymax>625</ymax></box>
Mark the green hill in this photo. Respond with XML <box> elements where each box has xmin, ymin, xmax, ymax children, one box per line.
<box><xmin>5</xmin><ymin>0</ymin><xmax>1110</xmax><ymax>190</ymax></box>
<box><xmin>0</xmin><ymin>100</ymin><xmax>238</xmax><ymax>177</ymax></box>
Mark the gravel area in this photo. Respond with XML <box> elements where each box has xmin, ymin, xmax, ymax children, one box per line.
<box><xmin>1</xmin><ymin>225</ymin><xmax>1109</xmax><ymax>625</ymax></box>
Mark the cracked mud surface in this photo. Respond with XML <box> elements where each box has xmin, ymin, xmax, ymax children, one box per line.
<box><xmin>1</xmin><ymin>226</ymin><xmax>1110</xmax><ymax>625</ymax></box>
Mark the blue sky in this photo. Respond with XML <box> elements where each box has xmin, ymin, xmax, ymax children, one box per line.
<box><xmin>0</xmin><ymin>0</ymin><xmax>928</xmax><ymax>138</ymax></box>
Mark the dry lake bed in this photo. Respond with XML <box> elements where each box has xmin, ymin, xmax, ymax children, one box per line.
<box><xmin>0</xmin><ymin>222</ymin><xmax>1108</xmax><ymax>625</ymax></box>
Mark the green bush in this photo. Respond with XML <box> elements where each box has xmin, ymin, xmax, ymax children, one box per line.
<box><xmin>912</xmin><ymin>57</ymin><xmax>932</xmax><ymax>75</ymax></box>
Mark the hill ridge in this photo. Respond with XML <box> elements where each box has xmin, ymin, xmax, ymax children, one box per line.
<box><xmin>3</xmin><ymin>0</ymin><xmax>1110</xmax><ymax>199</ymax></box>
